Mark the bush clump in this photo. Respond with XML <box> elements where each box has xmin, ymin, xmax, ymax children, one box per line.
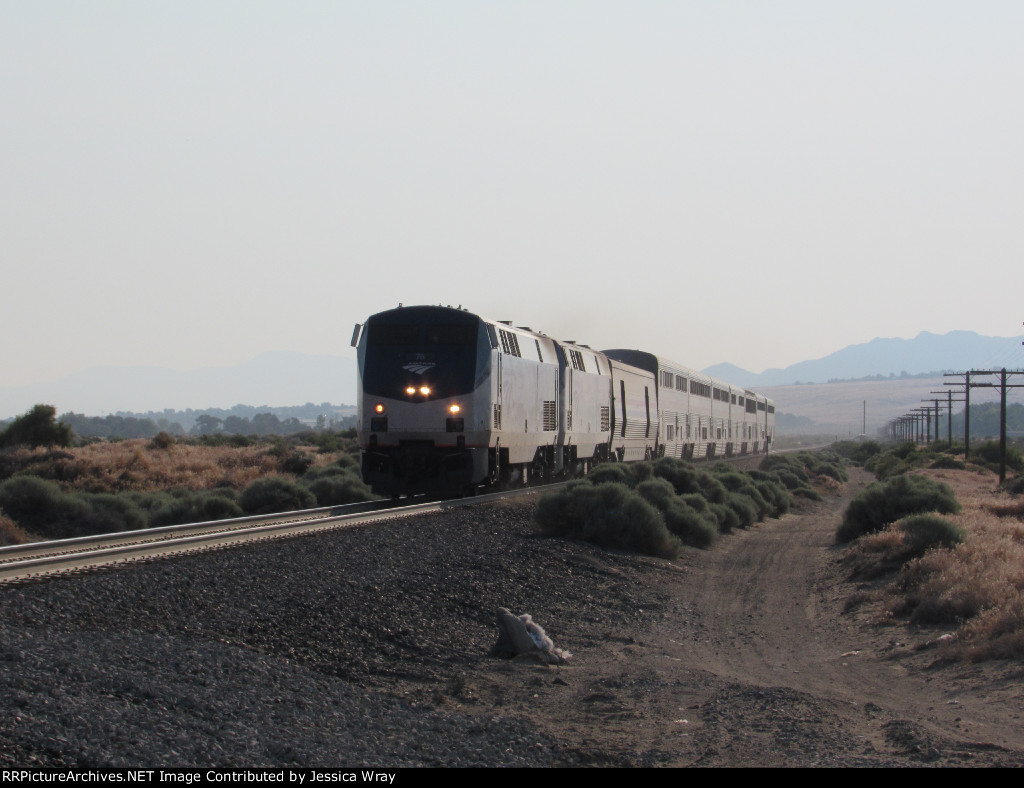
<box><xmin>929</xmin><ymin>455</ymin><xmax>967</xmax><ymax>470</ymax></box>
<box><xmin>0</xmin><ymin>476</ymin><xmax>90</xmax><ymax>538</ymax></box>
<box><xmin>635</xmin><ymin>478</ymin><xmax>718</xmax><ymax>548</ymax></box>
<box><xmin>0</xmin><ymin>405</ymin><xmax>72</xmax><ymax>449</ymax></box>
<box><xmin>972</xmin><ymin>441</ymin><xmax>1024</xmax><ymax>475</ymax></box>
<box><xmin>535</xmin><ymin>481</ymin><xmax>682</xmax><ymax>558</ymax></box>
<box><xmin>837</xmin><ymin>474</ymin><xmax>960</xmax><ymax>543</ymax></box>
<box><xmin>897</xmin><ymin>513</ymin><xmax>966</xmax><ymax>554</ymax></box>
<box><xmin>239</xmin><ymin>476</ymin><xmax>317</xmax><ymax>515</ymax></box>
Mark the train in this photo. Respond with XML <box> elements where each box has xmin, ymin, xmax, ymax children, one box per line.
<box><xmin>352</xmin><ymin>305</ymin><xmax>775</xmax><ymax>497</ymax></box>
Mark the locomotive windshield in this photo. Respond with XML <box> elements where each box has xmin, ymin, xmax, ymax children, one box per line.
<box><xmin>360</xmin><ymin>308</ymin><xmax>486</xmax><ymax>400</ymax></box>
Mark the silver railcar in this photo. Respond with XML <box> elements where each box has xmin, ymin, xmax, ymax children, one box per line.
<box><xmin>354</xmin><ymin>305</ymin><xmax>774</xmax><ymax>497</ymax></box>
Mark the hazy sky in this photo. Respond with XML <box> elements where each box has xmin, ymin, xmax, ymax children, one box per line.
<box><xmin>4</xmin><ymin>1</ymin><xmax>1024</xmax><ymax>390</ymax></box>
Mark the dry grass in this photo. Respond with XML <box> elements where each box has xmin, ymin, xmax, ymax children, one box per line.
<box><xmin>0</xmin><ymin>513</ymin><xmax>36</xmax><ymax>546</ymax></box>
<box><xmin>1</xmin><ymin>440</ymin><xmax>349</xmax><ymax>494</ymax></box>
<box><xmin>846</xmin><ymin>467</ymin><xmax>1024</xmax><ymax>662</ymax></box>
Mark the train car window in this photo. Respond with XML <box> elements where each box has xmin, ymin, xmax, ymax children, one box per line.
<box><xmin>425</xmin><ymin>325</ymin><xmax>477</xmax><ymax>345</ymax></box>
<box><xmin>620</xmin><ymin>380</ymin><xmax>627</xmax><ymax>437</ymax></box>
<box><xmin>486</xmin><ymin>324</ymin><xmax>499</xmax><ymax>349</ymax></box>
<box><xmin>535</xmin><ymin>339</ymin><xmax>544</xmax><ymax>362</ymax></box>
<box><xmin>645</xmin><ymin>386</ymin><xmax>651</xmax><ymax>438</ymax></box>
<box><xmin>368</xmin><ymin>324</ymin><xmax>419</xmax><ymax>345</ymax></box>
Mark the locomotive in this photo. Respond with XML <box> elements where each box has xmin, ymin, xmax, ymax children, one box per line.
<box><xmin>352</xmin><ymin>305</ymin><xmax>775</xmax><ymax>497</ymax></box>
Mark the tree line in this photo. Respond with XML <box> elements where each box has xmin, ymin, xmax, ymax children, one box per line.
<box><xmin>1</xmin><ymin>404</ymin><xmax>357</xmax><ymax>444</ymax></box>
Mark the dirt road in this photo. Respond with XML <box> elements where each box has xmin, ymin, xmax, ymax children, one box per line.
<box><xmin>462</xmin><ymin>467</ymin><xmax>1024</xmax><ymax>766</ymax></box>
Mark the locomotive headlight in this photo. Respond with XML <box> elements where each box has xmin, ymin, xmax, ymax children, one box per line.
<box><xmin>449</xmin><ymin>404</ymin><xmax>461</xmax><ymax>414</ymax></box>
<box><xmin>374</xmin><ymin>403</ymin><xmax>385</xmax><ymax>413</ymax></box>
<box><xmin>405</xmin><ymin>386</ymin><xmax>416</xmax><ymax>395</ymax></box>
<box><xmin>419</xmin><ymin>386</ymin><xmax>431</xmax><ymax>396</ymax></box>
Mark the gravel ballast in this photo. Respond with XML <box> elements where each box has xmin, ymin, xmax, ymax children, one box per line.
<box><xmin>0</xmin><ymin>498</ymin><xmax>665</xmax><ymax>767</ymax></box>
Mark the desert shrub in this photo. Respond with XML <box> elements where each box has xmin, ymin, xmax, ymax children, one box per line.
<box><xmin>707</xmin><ymin>502</ymin><xmax>740</xmax><ymax>533</ymax></box>
<box><xmin>588</xmin><ymin>463</ymin><xmax>637</xmax><ymax>488</ymax></box>
<box><xmin>764</xmin><ymin>467</ymin><xmax>808</xmax><ymax>491</ymax></box>
<box><xmin>754</xmin><ymin>479</ymin><xmax>791</xmax><ymax>518</ymax></box>
<box><xmin>636</xmin><ymin>480</ymin><xmax>717</xmax><ymax>548</ymax></box>
<box><xmin>334</xmin><ymin>452</ymin><xmax>360</xmax><ymax>473</ymax></box>
<box><xmin>635</xmin><ymin>478</ymin><xmax>677</xmax><ymax>509</ymax></box>
<box><xmin>150</xmin><ymin>431</ymin><xmax>175</xmax><ymax>450</ymax></box>
<box><xmin>80</xmin><ymin>493</ymin><xmax>147</xmax><ymax>533</ymax></box>
<box><xmin>865</xmin><ymin>453</ymin><xmax>911</xmax><ymax>480</ymax></box>
<box><xmin>1003</xmin><ymin>476</ymin><xmax>1024</xmax><ymax>496</ymax></box>
<box><xmin>305</xmin><ymin>473</ymin><xmax>374</xmax><ymax>506</ymax></box>
<box><xmin>535</xmin><ymin>481</ymin><xmax>681</xmax><ymax>558</ymax></box>
<box><xmin>662</xmin><ymin>500</ymin><xmax>718</xmax><ymax>548</ymax></box>
<box><xmin>759</xmin><ymin>454</ymin><xmax>809</xmax><ymax>482</ymax></box>
<box><xmin>832</xmin><ymin>440</ymin><xmax>883</xmax><ymax>464</ymax></box>
<box><xmin>239</xmin><ymin>476</ymin><xmax>317</xmax><ymax>515</ymax></box>
<box><xmin>196</xmin><ymin>433</ymin><xmax>254</xmax><ymax>448</ymax></box>
<box><xmin>0</xmin><ymin>476</ymin><xmax>90</xmax><ymax>538</ymax></box>
<box><xmin>791</xmin><ymin>486</ymin><xmax>822</xmax><ymax>501</ymax></box>
<box><xmin>852</xmin><ymin>440</ymin><xmax>883</xmax><ymax>464</ymax></box>
<box><xmin>697</xmin><ymin>473</ymin><xmax>727</xmax><ymax>504</ymax></box>
<box><xmin>302</xmin><ymin>464</ymin><xmax>351</xmax><ymax>482</ymax></box>
<box><xmin>929</xmin><ymin>456</ymin><xmax>966</xmax><ymax>470</ymax></box>
<box><xmin>724</xmin><ymin>491</ymin><xmax>759</xmax><ymax>528</ymax></box>
<box><xmin>891</xmin><ymin>442</ymin><xmax>918</xmax><ymax>460</ymax></box>
<box><xmin>709</xmin><ymin>469</ymin><xmax>748</xmax><ymax>493</ymax></box>
<box><xmin>195</xmin><ymin>489</ymin><xmax>244</xmax><ymax>521</ymax></box>
<box><xmin>650</xmin><ymin>457</ymin><xmax>703</xmax><ymax>494</ymax></box>
<box><xmin>148</xmin><ymin>492</ymin><xmax>205</xmax><ymax>527</ymax></box>
<box><xmin>145</xmin><ymin>491</ymin><xmax>242</xmax><ymax>527</ymax></box>
<box><xmin>837</xmin><ymin>474</ymin><xmax>960</xmax><ymax>543</ymax></box>
<box><xmin>277</xmin><ymin>450</ymin><xmax>314</xmax><ymax>475</ymax></box>
<box><xmin>897</xmin><ymin>514</ymin><xmax>966</xmax><ymax>555</ymax></box>
<box><xmin>972</xmin><ymin>441</ymin><xmax>1024</xmax><ymax>474</ymax></box>
<box><xmin>812</xmin><ymin>459</ymin><xmax>849</xmax><ymax>483</ymax></box>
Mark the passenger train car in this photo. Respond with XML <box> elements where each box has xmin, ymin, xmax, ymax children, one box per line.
<box><xmin>352</xmin><ymin>305</ymin><xmax>774</xmax><ymax>497</ymax></box>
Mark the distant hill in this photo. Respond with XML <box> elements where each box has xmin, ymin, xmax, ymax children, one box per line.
<box><xmin>762</xmin><ymin>376</ymin><xmax>1024</xmax><ymax>438</ymax></box>
<box><xmin>4</xmin><ymin>330</ymin><xmax>1022</xmax><ymax>424</ymax></box>
<box><xmin>0</xmin><ymin>352</ymin><xmax>358</xmax><ymax>420</ymax></box>
<box><xmin>704</xmin><ymin>331</ymin><xmax>1024</xmax><ymax>388</ymax></box>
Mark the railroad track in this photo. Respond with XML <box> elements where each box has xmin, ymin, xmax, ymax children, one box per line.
<box><xmin>0</xmin><ymin>449</ymin><xmax>784</xmax><ymax>585</ymax></box>
<box><xmin>0</xmin><ymin>487</ymin><xmax>544</xmax><ymax>584</ymax></box>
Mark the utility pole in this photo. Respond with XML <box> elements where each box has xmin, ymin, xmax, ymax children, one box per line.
<box><xmin>962</xmin><ymin>368</ymin><xmax>1024</xmax><ymax>484</ymax></box>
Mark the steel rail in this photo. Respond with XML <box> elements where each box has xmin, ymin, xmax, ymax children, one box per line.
<box><xmin>0</xmin><ymin>486</ymin><xmax>544</xmax><ymax>584</ymax></box>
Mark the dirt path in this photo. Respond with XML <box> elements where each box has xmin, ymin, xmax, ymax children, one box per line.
<box><xmin>468</xmin><ymin>468</ymin><xmax>1024</xmax><ymax>766</ymax></box>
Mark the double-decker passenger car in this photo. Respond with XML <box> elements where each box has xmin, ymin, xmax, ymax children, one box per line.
<box><xmin>353</xmin><ymin>305</ymin><xmax>774</xmax><ymax>497</ymax></box>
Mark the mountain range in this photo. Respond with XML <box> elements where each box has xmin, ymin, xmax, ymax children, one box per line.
<box><xmin>704</xmin><ymin>331</ymin><xmax>1024</xmax><ymax>389</ymax></box>
<box><xmin>2</xmin><ymin>330</ymin><xmax>1022</xmax><ymax>422</ymax></box>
